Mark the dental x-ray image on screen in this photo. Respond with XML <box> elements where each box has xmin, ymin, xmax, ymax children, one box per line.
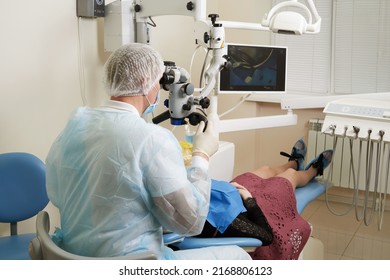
<box><xmin>219</xmin><ymin>43</ymin><xmax>287</xmax><ymax>94</ymax></box>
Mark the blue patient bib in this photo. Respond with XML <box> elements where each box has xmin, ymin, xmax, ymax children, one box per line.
<box><xmin>208</xmin><ymin>180</ymin><xmax>247</xmax><ymax>233</ymax></box>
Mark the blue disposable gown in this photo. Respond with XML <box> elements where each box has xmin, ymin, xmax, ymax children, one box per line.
<box><xmin>46</xmin><ymin>100</ymin><xmax>211</xmax><ymax>259</ymax></box>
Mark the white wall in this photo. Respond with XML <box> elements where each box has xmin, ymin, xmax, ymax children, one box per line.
<box><xmin>0</xmin><ymin>1</ymin><xmax>108</xmax><ymax>235</ymax></box>
<box><xmin>1</xmin><ymin>0</ymin><xmax>319</xmax><ymax>236</ymax></box>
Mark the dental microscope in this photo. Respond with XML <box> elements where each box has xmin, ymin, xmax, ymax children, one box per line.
<box><xmin>152</xmin><ymin>61</ymin><xmax>210</xmax><ymax>127</ymax></box>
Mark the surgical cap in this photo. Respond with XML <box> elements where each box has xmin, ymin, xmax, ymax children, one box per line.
<box><xmin>104</xmin><ymin>43</ymin><xmax>165</xmax><ymax>97</ymax></box>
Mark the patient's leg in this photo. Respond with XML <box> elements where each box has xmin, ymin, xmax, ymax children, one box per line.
<box><xmin>250</xmin><ymin>164</ymin><xmax>316</xmax><ymax>191</ymax></box>
<box><xmin>250</xmin><ymin>149</ymin><xmax>333</xmax><ymax>190</ymax></box>
<box><xmin>250</xmin><ymin>138</ymin><xmax>306</xmax><ymax>179</ymax></box>
<box><xmin>250</xmin><ymin>161</ymin><xmax>297</xmax><ymax>179</ymax></box>
<box><xmin>276</xmin><ymin>167</ymin><xmax>317</xmax><ymax>190</ymax></box>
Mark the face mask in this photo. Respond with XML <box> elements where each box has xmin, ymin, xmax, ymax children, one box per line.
<box><xmin>143</xmin><ymin>91</ymin><xmax>160</xmax><ymax>116</ymax></box>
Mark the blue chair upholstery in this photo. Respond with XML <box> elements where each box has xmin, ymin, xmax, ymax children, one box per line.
<box><xmin>169</xmin><ymin>179</ymin><xmax>326</xmax><ymax>251</ymax></box>
<box><xmin>0</xmin><ymin>152</ymin><xmax>49</xmax><ymax>260</ymax></box>
<box><xmin>295</xmin><ymin>179</ymin><xmax>326</xmax><ymax>214</ymax></box>
<box><xmin>166</xmin><ymin>233</ymin><xmax>262</xmax><ymax>252</ymax></box>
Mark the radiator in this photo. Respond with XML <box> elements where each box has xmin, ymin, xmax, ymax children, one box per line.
<box><xmin>308</xmin><ymin>118</ymin><xmax>390</xmax><ymax>195</ymax></box>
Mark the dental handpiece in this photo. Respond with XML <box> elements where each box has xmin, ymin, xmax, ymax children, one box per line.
<box><xmin>327</xmin><ymin>124</ymin><xmax>336</xmax><ymax>136</ymax></box>
<box><xmin>353</xmin><ymin>126</ymin><xmax>360</xmax><ymax>138</ymax></box>
<box><xmin>379</xmin><ymin>130</ymin><xmax>385</xmax><ymax>140</ymax></box>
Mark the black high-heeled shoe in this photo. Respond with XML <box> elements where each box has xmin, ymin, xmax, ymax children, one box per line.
<box><xmin>305</xmin><ymin>150</ymin><xmax>333</xmax><ymax>176</ymax></box>
<box><xmin>280</xmin><ymin>138</ymin><xmax>307</xmax><ymax>171</ymax></box>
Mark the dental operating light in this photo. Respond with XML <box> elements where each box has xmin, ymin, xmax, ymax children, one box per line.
<box><xmin>262</xmin><ymin>0</ymin><xmax>321</xmax><ymax>35</ymax></box>
<box><xmin>218</xmin><ymin>0</ymin><xmax>321</xmax><ymax>35</ymax></box>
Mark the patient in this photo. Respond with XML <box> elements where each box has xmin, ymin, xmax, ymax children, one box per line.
<box><xmin>196</xmin><ymin>139</ymin><xmax>333</xmax><ymax>260</ymax></box>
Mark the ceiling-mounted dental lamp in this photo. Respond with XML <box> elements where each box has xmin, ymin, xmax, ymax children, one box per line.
<box><xmin>217</xmin><ymin>0</ymin><xmax>321</xmax><ymax>35</ymax></box>
<box><xmin>262</xmin><ymin>0</ymin><xmax>321</xmax><ymax>35</ymax></box>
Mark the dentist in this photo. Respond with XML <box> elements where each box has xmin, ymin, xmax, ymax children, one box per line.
<box><xmin>45</xmin><ymin>43</ymin><xmax>251</xmax><ymax>260</ymax></box>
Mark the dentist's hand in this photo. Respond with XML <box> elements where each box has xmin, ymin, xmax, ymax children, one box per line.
<box><xmin>192</xmin><ymin>120</ymin><xmax>219</xmax><ymax>160</ymax></box>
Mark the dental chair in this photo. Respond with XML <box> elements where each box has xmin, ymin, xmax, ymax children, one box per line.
<box><xmin>0</xmin><ymin>152</ymin><xmax>49</xmax><ymax>260</ymax></box>
<box><xmin>29</xmin><ymin>211</ymin><xmax>157</xmax><ymax>260</ymax></box>
<box><xmin>165</xmin><ymin>142</ymin><xmax>327</xmax><ymax>252</ymax></box>
<box><xmin>164</xmin><ymin>179</ymin><xmax>326</xmax><ymax>251</ymax></box>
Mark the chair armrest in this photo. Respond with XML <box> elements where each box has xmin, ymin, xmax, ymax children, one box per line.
<box><xmin>174</xmin><ymin>237</ymin><xmax>262</xmax><ymax>252</ymax></box>
<box><xmin>163</xmin><ymin>232</ymin><xmax>185</xmax><ymax>245</ymax></box>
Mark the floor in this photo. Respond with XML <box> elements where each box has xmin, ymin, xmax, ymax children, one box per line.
<box><xmin>301</xmin><ymin>193</ymin><xmax>390</xmax><ymax>260</ymax></box>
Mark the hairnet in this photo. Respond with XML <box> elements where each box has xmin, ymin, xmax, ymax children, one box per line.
<box><xmin>104</xmin><ymin>43</ymin><xmax>165</xmax><ymax>97</ymax></box>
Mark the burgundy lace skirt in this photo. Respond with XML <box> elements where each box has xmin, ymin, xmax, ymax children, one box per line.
<box><xmin>231</xmin><ymin>172</ymin><xmax>311</xmax><ymax>260</ymax></box>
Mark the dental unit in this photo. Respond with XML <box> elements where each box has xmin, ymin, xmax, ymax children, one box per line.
<box><xmin>322</xmin><ymin>98</ymin><xmax>390</xmax><ymax>230</ymax></box>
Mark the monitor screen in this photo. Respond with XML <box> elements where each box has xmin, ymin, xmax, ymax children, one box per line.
<box><xmin>218</xmin><ymin>43</ymin><xmax>287</xmax><ymax>94</ymax></box>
